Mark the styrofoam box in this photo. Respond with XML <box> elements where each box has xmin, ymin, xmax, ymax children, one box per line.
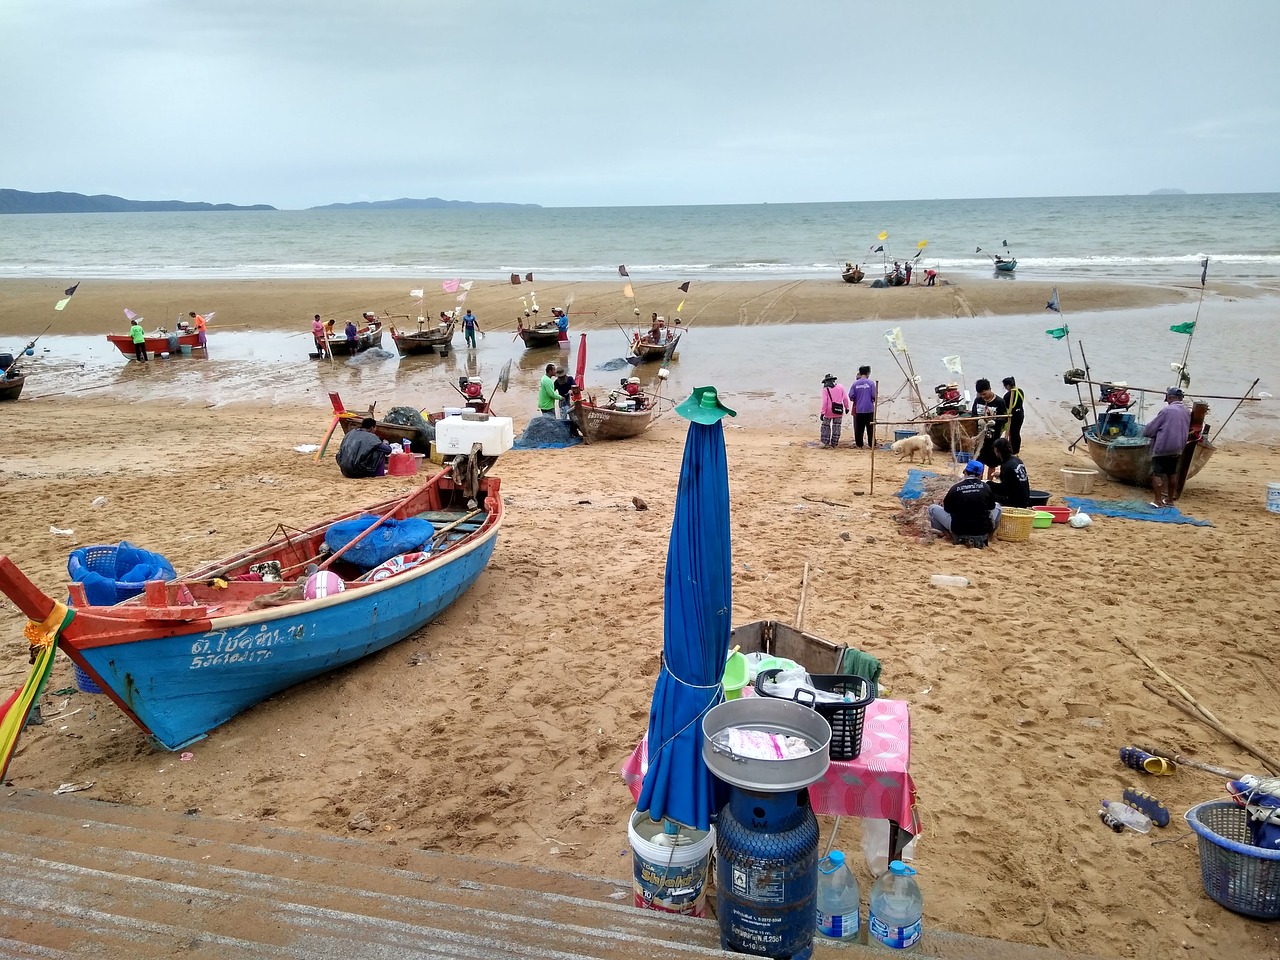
<box><xmin>435</xmin><ymin>415</ymin><xmax>514</xmax><ymax>456</ymax></box>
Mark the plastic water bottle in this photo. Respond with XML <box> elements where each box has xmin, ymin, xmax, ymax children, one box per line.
<box><xmin>868</xmin><ymin>860</ymin><xmax>922</xmax><ymax>951</ymax></box>
<box><xmin>816</xmin><ymin>849</ymin><xmax>861</xmax><ymax>942</ymax></box>
<box><xmin>929</xmin><ymin>575</ymin><xmax>970</xmax><ymax>588</ymax></box>
<box><xmin>1101</xmin><ymin>800</ymin><xmax>1152</xmax><ymax>834</ymax></box>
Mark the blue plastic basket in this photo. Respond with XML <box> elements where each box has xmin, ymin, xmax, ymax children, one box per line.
<box><xmin>894</xmin><ymin>429</ymin><xmax>915</xmax><ymax>442</ymax></box>
<box><xmin>953</xmin><ymin>451</ymin><xmax>972</xmax><ymax>464</ymax></box>
<box><xmin>72</xmin><ymin>662</ymin><xmax>104</xmax><ymax>695</ymax></box>
<box><xmin>1185</xmin><ymin>800</ymin><xmax>1280</xmax><ymax>919</ymax></box>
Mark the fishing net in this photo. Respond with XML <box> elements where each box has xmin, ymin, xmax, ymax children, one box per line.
<box><xmin>513</xmin><ymin>416</ymin><xmax>581</xmax><ymax>450</ymax></box>
<box><xmin>384</xmin><ymin>406</ymin><xmax>435</xmax><ymax>445</ymax></box>
<box><xmin>345</xmin><ymin>348</ymin><xmax>396</xmax><ymax>365</ymax></box>
<box><xmin>892</xmin><ymin>471</ymin><xmax>954</xmax><ymax>543</ymax></box>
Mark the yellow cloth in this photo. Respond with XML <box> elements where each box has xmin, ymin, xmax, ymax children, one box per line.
<box><xmin>24</xmin><ymin>601</ymin><xmax>71</xmax><ymax>648</ymax></box>
<box><xmin>2</xmin><ymin>603</ymin><xmax>73</xmax><ymax>781</ymax></box>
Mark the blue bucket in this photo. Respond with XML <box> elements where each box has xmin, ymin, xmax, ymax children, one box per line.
<box><xmin>893</xmin><ymin>429</ymin><xmax>915</xmax><ymax>442</ymax></box>
<box><xmin>954</xmin><ymin>451</ymin><xmax>972</xmax><ymax>464</ymax></box>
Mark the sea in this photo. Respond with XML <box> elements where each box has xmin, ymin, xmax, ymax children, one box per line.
<box><xmin>2</xmin><ymin>193</ymin><xmax>1279</xmax><ymax>283</ymax></box>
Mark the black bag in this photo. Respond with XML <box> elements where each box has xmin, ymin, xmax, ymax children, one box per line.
<box><xmin>826</xmin><ymin>388</ymin><xmax>844</xmax><ymax>417</ymax></box>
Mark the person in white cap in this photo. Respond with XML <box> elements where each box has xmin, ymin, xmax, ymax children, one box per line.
<box><xmin>1143</xmin><ymin>387</ymin><xmax>1191</xmax><ymax>507</ymax></box>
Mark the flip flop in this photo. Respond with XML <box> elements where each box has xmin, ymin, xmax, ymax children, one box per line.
<box><xmin>1120</xmin><ymin>746</ymin><xmax>1176</xmax><ymax>776</ymax></box>
<box><xmin>1123</xmin><ymin>787</ymin><xmax>1171</xmax><ymax>827</ymax></box>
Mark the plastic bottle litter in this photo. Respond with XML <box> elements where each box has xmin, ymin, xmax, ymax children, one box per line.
<box><xmin>929</xmin><ymin>575</ymin><xmax>970</xmax><ymax>588</ymax></box>
<box><xmin>816</xmin><ymin>849</ymin><xmax>861</xmax><ymax>942</ymax></box>
<box><xmin>868</xmin><ymin>860</ymin><xmax>923</xmax><ymax>951</ymax></box>
<box><xmin>1101</xmin><ymin>800</ymin><xmax>1152</xmax><ymax>834</ymax></box>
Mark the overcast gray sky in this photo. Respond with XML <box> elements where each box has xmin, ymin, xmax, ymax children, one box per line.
<box><xmin>3</xmin><ymin>0</ymin><xmax>1276</xmax><ymax>209</ymax></box>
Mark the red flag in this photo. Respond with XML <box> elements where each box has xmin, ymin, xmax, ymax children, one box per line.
<box><xmin>618</xmin><ymin>265</ymin><xmax>629</xmax><ymax>277</ymax></box>
<box><xmin>510</xmin><ymin>274</ymin><xmax>521</xmax><ymax>284</ymax></box>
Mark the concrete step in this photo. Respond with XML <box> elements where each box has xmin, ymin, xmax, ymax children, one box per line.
<box><xmin>0</xmin><ymin>790</ymin><xmax>1101</xmax><ymax>960</ymax></box>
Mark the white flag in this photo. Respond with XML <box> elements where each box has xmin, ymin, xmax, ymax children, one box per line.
<box><xmin>942</xmin><ymin>356</ymin><xmax>964</xmax><ymax>375</ymax></box>
<box><xmin>409</xmin><ymin>288</ymin><xmax>423</xmax><ymax>299</ymax></box>
<box><xmin>460</xmin><ymin>281</ymin><xmax>474</xmax><ymax>291</ymax></box>
<box><xmin>456</xmin><ymin>292</ymin><xmax>468</xmax><ymax>303</ymax></box>
<box><xmin>885</xmin><ymin>327</ymin><xmax>906</xmax><ymax>352</ymax></box>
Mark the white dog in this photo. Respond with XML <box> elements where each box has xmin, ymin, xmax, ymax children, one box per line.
<box><xmin>892</xmin><ymin>433</ymin><xmax>934</xmax><ymax>464</ymax></box>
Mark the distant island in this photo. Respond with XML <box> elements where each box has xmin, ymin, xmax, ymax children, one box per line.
<box><xmin>0</xmin><ymin>189</ymin><xmax>275</xmax><ymax>214</ymax></box>
<box><xmin>309</xmin><ymin>197</ymin><xmax>540</xmax><ymax>211</ymax></box>
<box><xmin>1148</xmin><ymin>188</ymin><xmax>1188</xmax><ymax>195</ymax></box>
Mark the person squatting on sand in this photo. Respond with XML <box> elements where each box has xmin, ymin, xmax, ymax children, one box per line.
<box><xmin>928</xmin><ymin>459</ymin><xmax>1002</xmax><ymax>547</ymax></box>
<box><xmin>1143</xmin><ymin>387</ymin><xmax>1192</xmax><ymax>507</ymax></box>
<box><xmin>987</xmin><ymin>437</ymin><xmax>1031</xmax><ymax>507</ymax></box>
<box><xmin>851</xmin><ymin>365</ymin><xmax>877</xmax><ymax>448</ymax></box>
<box><xmin>337</xmin><ymin>417</ymin><xmax>393</xmax><ymax>479</ymax></box>
<box><xmin>819</xmin><ymin>374</ymin><xmax>847</xmax><ymax>447</ymax></box>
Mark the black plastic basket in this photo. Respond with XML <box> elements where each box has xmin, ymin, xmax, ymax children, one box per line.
<box><xmin>754</xmin><ymin>668</ymin><xmax>874</xmax><ymax>761</ymax></box>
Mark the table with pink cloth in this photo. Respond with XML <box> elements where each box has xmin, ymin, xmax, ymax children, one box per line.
<box><xmin>620</xmin><ymin>697</ymin><xmax>919</xmax><ymax>838</ymax></box>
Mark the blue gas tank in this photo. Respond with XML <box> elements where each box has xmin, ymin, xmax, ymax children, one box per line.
<box><xmin>716</xmin><ymin>786</ymin><xmax>818</xmax><ymax>959</ymax></box>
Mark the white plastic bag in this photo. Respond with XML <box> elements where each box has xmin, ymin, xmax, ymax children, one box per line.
<box><xmin>1068</xmin><ymin>512</ymin><xmax>1093</xmax><ymax>528</ymax></box>
<box><xmin>861</xmin><ymin>818</ymin><xmax>918</xmax><ymax>877</ymax></box>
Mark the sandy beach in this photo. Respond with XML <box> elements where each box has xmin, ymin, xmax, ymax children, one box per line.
<box><xmin>2</xmin><ymin>278</ymin><xmax>1279</xmax><ymax>960</ymax></box>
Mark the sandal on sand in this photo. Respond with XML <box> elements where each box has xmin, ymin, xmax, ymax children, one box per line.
<box><xmin>1148</xmin><ymin>501</ymin><xmax>1162</xmax><ymax>509</ymax></box>
<box><xmin>1120</xmin><ymin>745</ymin><xmax>1176</xmax><ymax>776</ymax></box>
<box><xmin>1123</xmin><ymin>787</ymin><xmax>1171</xmax><ymax>827</ymax></box>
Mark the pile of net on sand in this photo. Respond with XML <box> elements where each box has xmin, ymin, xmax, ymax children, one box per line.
<box><xmin>513</xmin><ymin>416</ymin><xmax>581</xmax><ymax>450</ymax></box>
<box><xmin>346</xmin><ymin>348</ymin><xmax>396</xmax><ymax>365</ymax></box>
<box><xmin>384</xmin><ymin>407</ymin><xmax>435</xmax><ymax>450</ymax></box>
<box><xmin>893</xmin><ymin>471</ymin><xmax>955</xmax><ymax>543</ymax></box>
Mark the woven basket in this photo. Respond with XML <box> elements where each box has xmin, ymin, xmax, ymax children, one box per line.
<box><xmin>996</xmin><ymin>507</ymin><xmax>1036</xmax><ymax>542</ymax></box>
<box><xmin>1060</xmin><ymin>468</ymin><xmax>1097</xmax><ymax>495</ymax></box>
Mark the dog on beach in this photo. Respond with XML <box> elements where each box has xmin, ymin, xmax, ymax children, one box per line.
<box><xmin>892</xmin><ymin>433</ymin><xmax>934</xmax><ymax>464</ymax></box>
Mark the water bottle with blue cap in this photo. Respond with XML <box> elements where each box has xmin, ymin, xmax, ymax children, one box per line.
<box><xmin>868</xmin><ymin>859</ymin><xmax>922</xmax><ymax>951</ymax></box>
<box><xmin>815</xmin><ymin>849</ymin><xmax>860</xmax><ymax>942</ymax></box>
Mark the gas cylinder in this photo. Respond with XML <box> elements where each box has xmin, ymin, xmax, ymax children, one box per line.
<box><xmin>716</xmin><ymin>786</ymin><xmax>819</xmax><ymax>960</ymax></box>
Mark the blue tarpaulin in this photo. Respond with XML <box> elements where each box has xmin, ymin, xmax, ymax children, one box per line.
<box><xmin>895</xmin><ymin>468</ymin><xmax>940</xmax><ymax>502</ymax></box>
<box><xmin>635</xmin><ymin>420</ymin><xmax>732</xmax><ymax>831</ymax></box>
<box><xmin>1063</xmin><ymin>497</ymin><xmax>1213</xmax><ymax>526</ymax></box>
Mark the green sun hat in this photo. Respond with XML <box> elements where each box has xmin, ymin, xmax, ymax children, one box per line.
<box><xmin>675</xmin><ymin>385</ymin><xmax>737</xmax><ymax>424</ymax></box>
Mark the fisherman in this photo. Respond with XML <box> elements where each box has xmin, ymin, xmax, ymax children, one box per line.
<box><xmin>553</xmin><ymin>306</ymin><xmax>570</xmax><ymax>350</ymax></box>
<box><xmin>1143</xmin><ymin>387</ymin><xmax>1192</xmax><ymax>507</ymax></box>
<box><xmin>987</xmin><ymin>437</ymin><xmax>1031</xmax><ymax>507</ymax></box>
<box><xmin>850</xmin><ymin>365</ymin><xmax>877</xmax><ymax>449</ymax></box>
<box><xmin>537</xmin><ymin>363</ymin><xmax>558</xmax><ymax>417</ymax></box>
<box><xmin>971</xmin><ymin>378</ymin><xmax>1008</xmax><ymax>479</ymax></box>
<box><xmin>344</xmin><ymin>320</ymin><xmax>358</xmax><ymax>350</ymax></box>
<box><xmin>311</xmin><ymin>314</ymin><xmax>328</xmax><ymax>358</ymax></box>
<box><xmin>819</xmin><ymin>374</ymin><xmax>848</xmax><ymax>448</ymax></box>
<box><xmin>1002</xmin><ymin>376</ymin><xmax>1026</xmax><ymax>454</ymax></box>
<box><xmin>462</xmin><ymin>309</ymin><xmax>482</xmax><ymax>349</ymax></box>
<box><xmin>645</xmin><ymin>313</ymin><xmax>663</xmax><ymax>344</ymax></box>
<box><xmin>553</xmin><ymin>365</ymin><xmax>575</xmax><ymax>419</ymax></box>
<box><xmin>336</xmin><ymin>417</ymin><xmax>393</xmax><ymax>478</ymax></box>
<box><xmin>129</xmin><ymin>318</ymin><xmax>148</xmax><ymax>362</ymax></box>
<box><xmin>927</xmin><ymin>460</ymin><xmax>1001</xmax><ymax>547</ymax></box>
<box><xmin>189</xmin><ymin>311</ymin><xmax>208</xmax><ymax>348</ymax></box>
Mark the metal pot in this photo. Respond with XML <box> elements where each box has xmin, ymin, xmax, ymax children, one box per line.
<box><xmin>702</xmin><ymin>697</ymin><xmax>831</xmax><ymax>792</ymax></box>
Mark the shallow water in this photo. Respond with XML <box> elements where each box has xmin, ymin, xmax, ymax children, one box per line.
<box><xmin>14</xmin><ymin>295</ymin><xmax>1277</xmax><ymax>442</ymax></box>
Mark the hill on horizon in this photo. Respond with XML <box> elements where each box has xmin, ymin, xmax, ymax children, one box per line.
<box><xmin>309</xmin><ymin>197</ymin><xmax>540</xmax><ymax>211</ymax></box>
<box><xmin>0</xmin><ymin>189</ymin><xmax>275</xmax><ymax>214</ymax></box>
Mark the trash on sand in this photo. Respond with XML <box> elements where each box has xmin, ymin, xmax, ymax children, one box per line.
<box><xmin>294</xmin><ymin>444</ymin><xmax>320</xmax><ymax>454</ymax></box>
<box><xmin>90</xmin><ymin>496</ymin><xmax>108</xmax><ymax>508</ymax></box>
<box><xmin>54</xmin><ymin>781</ymin><xmax>95</xmax><ymax>795</ymax></box>
<box><xmin>50</xmin><ymin>526</ymin><xmax>74</xmax><ymax>536</ymax></box>
<box><xmin>180</xmin><ymin>752</ymin><xmax>195</xmax><ymax>762</ymax></box>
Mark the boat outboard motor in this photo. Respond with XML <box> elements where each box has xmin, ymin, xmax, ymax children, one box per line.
<box><xmin>0</xmin><ymin>353</ymin><xmax>14</xmax><ymax>373</ymax></box>
<box><xmin>933</xmin><ymin>382</ymin><xmax>964</xmax><ymax>416</ymax></box>
<box><xmin>462</xmin><ymin>376</ymin><xmax>485</xmax><ymax>411</ymax></box>
<box><xmin>1099</xmin><ymin>382</ymin><xmax>1132</xmax><ymax>411</ymax></box>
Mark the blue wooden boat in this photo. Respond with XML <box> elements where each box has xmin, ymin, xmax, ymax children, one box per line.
<box><xmin>0</xmin><ymin>467</ymin><xmax>503</xmax><ymax>750</ymax></box>
<box><xmin>993</xmin><ymin>257</ymin><xmax>1017</xmax><ymax>273</ymax></box>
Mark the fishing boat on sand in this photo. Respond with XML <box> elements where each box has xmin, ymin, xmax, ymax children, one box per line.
<box><xmin>0</xmin><ymin>456</ymin><xmax>504</xmax><ymax>751</ymax></box>
<box><xmin>571</xmin><ymin>334</ymin><xmax>658</xmax><ymax>443</ymax></box>
<box><xmin>389</xmin><ymin>318</ymin><xmax>454</xmax><ymax>356</ymax></box>
<box><xmin>0</xmin><ymin>351</ymin><xmax>25</xmax><ymax>402</ymax></box>
<box><xmin>106</xmin><ymin>330</ymin><xmax>204</xmax><ymax>358</ymax></box>
<box><xmin>925</xmin><ymin>414</ymin><xmax>982</xmax><ymax>452</ymax></box>
<box><xmin>841</xmin><ymin>264</ymin><xmax>865</xmax><ymax>284</ymax></box>
<box><xmin>1081</xmin><ymin>418</ymin><xmax>1214</xmax><ymax>486</ymax></box>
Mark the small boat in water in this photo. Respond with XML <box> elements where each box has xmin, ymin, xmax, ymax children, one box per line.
<box><xmin>993</xmin><ymin>257</ymin><xmax>1017</xmax><ymax>273</ymax></box>
<box><xmin>320</xmin><ymin>321</ymin><xmax>384</xmax><ymax>357</ymax></box>
<box><xmin>390</xmin><ymin>318</ymin><xmax>454</xmax><ymax>356</ymax></box>
<box><xmin>630</xmin><ymin>331</ymin><xmax>681</xmax><ymax>363</ymax></box>
<box><xmin>0</xmin><ymin>460</ymin><xmax>505</xmax><ymax>751</ymax></box>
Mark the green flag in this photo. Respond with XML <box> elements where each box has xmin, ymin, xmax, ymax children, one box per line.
<box><xmin>1169</xmin><ymin>321</ymin><xmax>1196</xmax><ymax>335</ymax></box>
<box><xmin>1045</xmin><ymin>325</ymin><xmax>1069</xmax><ymax>340</ymax></box>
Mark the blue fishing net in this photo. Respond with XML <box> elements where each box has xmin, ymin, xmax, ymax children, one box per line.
<box><xmin>513</xmin><ymin>417</ymin><xmax>582</xmax><ymax>450</ymax></box>
<box><xmin>324</xmin><ymin>515</ymin><xmax>436</xmax><ymax>570</ymax></box>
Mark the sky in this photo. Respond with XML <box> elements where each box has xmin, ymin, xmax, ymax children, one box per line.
<box><xmin>2</xmin><ymin>0</ymin><xmax>1277</xmax><ymax>209</ymax></box>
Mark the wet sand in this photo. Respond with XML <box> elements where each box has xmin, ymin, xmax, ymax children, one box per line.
<box><xmin>2</xmin><ymin>397</ymin><xmax>1278</xmax><ymax>959</ymax></box>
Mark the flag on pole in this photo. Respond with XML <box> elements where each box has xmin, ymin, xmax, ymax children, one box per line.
<box><xmin>510</xmin><ymin>274</ymin><xmax>521</xmax><ymax>284</ymax></box>
<box><xmin>409</xmin><ymin>288</ymin><xmax>423</xmax><ymax>299</ymax></box>
<box><xmin>622</xmin><ymin>282</ymin><xmax>634</xmax><ymax>299</ymax></box>
<box><xmin>64</xmin><ymin>282</ymin><xmax>79</xmax><ymax>297</ymax></box>
<box><xmin>618</xmin><ymin>265</ymin><xmax>629</xmax><ymax>277</ymax></box>
<box><xmin>942</xmin><ymin>355</ymin><xmax>963</xmax><ymax>375</ymax></box>
<box><xmin>975</xmin><ymin>247</ymin><xmax>983</xmax><ymax>254</ymax></box>
<box><xmin>124</xmin><ymin>308</ymin><xmax>138</xmax><ymax>321</ymax></box>
<box><xmin>1200</xmin><ymin>257</ymin><xmax>1209</xmax><ymax>286</ymax></box>
<box><xmin>676</xmin><ymin>300</ymin><xmax>684</xmax><ymax>312</ymax></box>
<box><xmin>456</xmin><ymin>292</ymin><xmax>468</xmax><ymax>303</ymax></box>
<box><xmin>1169</xmin><ymin>321</ymin><xmax>1196</xmax><ymax>335</ymax></box>
<box><xmin>885</xmin><ymin>327</ymin><xmax>906</xmax><ymax>352</ymax></box>
<box><xmin>525</xmin><ymin>272</ymin><xmax>534</xmax><ymax>282</ymax></box>
<box><xmin>678</xmin><ymin>281</ymin><xmax>690</xmax><ymax>293</ymax></box>
<box><xmin>917</xmin><ymin>240</ymin><xmax>928</xmax><ymax>249</ymax></box>
<box><xmin>1045</xmin><ymin>288</ymin><xmax>1061</xmax><ymax>313</ymax></box>
<box><xmin>54</xmin><ymin>281</ymin><xmax>80</xmax><ymax>312</ymax></box>
<box><xmin>869</xmin><ymin>244</ymin><xmax>884</xmax><ymax>254</ymax></box>
<box><xmin>442</xmin><ymin>279</ymin><xmax>460</xmax><ymax>293</ymax></box>
<box><xmin>877</xmin><ymin>231</ymin><xmax>888</xmax><ymax>241</ymax></box>
<box><xmin>1045</xmin><ymin>325</ymin><xmax>1069</xmax><ymax>340</ymax></box>
<box><xmin>461</xmin><ymin>281</ymin><xmax>473</xmax><ymax>291</ymax></box>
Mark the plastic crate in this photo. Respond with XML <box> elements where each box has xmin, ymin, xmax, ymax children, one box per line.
<box><xmin>1186</xmin><ymin>801</ymin><xmax>1280</xmax><ymax>919</ymax></box>
<box><xmin>754</xmin><ymin>668</ymin><xmax>874</xmax><ymax>760</ymax></box>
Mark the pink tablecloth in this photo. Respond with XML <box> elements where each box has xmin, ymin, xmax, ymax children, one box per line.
<box><xmin>620</xmin><ymin>698</ymin><xmax>919</xmax><ymax>836</ymax></box>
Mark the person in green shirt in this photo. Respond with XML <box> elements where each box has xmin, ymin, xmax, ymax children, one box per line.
<box><xmin>129</xmin><ymin>321</ymin><xmax>148</xmax><ymax>362</ymax></box>
<box><xmin>537</xmin><ymin>363</ymin><xmax>557</xmax><ymax>416</ymax></box>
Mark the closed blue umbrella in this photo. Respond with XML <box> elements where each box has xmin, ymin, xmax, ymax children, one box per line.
<box><xmin>636</xmin><ymin>386</ymin><xmax>736</xmax><ymax>831</ymax></box>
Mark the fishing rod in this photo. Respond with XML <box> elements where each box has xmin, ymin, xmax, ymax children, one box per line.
<box><xmin>1176</xmin><ymin>256</ymin><xmax>1210</xmax><ymax>384</ymax></box>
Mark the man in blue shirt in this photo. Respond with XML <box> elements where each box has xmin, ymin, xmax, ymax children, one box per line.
<box><xmin>462</xmin><ymin>309</ymin><xmax>482</xmax><ymax>349</ymax></box>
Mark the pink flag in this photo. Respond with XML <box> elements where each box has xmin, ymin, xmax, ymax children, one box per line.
<box><xmin>456</xmin><ymin>292</ymin><xmax>468</xmax><ymax>303</ymax></box>
<box><xmin>442</xmin><ymin>279</ymin><xmax>460</xmax><ymax>294</ymax></box>
<box><xmin>124</xmin><ymin>308</ymin><xmax>138</xmax><ymax>320</ymax></box>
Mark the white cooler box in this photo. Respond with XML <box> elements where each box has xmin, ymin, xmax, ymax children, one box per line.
<box><xmin>435</xmin><ymin>415</ymin><xmax>514</xmax><ymax>456</ymax></box>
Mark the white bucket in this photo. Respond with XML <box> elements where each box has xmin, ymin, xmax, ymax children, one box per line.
<box><xmin>628</xmin><ymin>809</ymin><xmax>714</xmax><ymax>917</ymax></box>
<box><xmin>1267</xmin><ymin>482</ymin><xmax>1280</xmax><ymax>515</ymax></box>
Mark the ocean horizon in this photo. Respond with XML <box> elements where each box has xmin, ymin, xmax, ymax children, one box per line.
<box><xmin>2</xmin><ymin>193</ymin><xmax>1278</xmax><ymax>285</ymax></box>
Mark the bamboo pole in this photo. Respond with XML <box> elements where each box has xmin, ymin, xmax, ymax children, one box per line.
<box><xmin>1141</xmin><ymin>682</ymin><xmax>1276</xmax><ymax>776</ymax></box>
<box><xmin>1118</xmin><ymin>636</ymin><xmax>1280</xmax><ymax>774</ymax></box>
<box><xmin>794</xmin><ymin>561</ymin><xmax>809</xmax><ymax>632</ymax></box>
<box><xmin>870</xmin><ymin>379</ymin><xmax>879</xmax><ymax>495</ymax></box>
